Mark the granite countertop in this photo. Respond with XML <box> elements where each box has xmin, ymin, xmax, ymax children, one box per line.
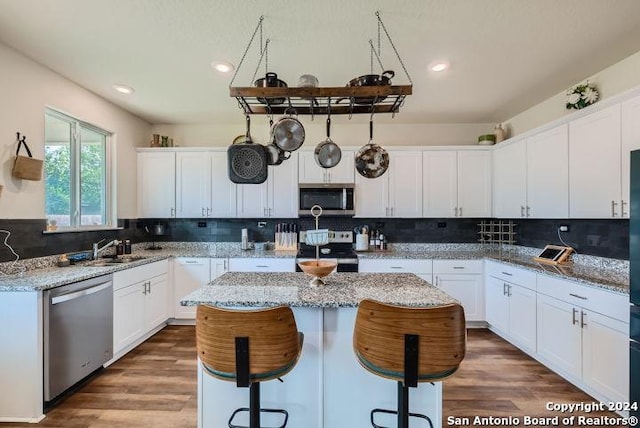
<box><xmin>181</xmin><ymin>272</ymin><xmax>457</xmax><ymax>308</ymax></box>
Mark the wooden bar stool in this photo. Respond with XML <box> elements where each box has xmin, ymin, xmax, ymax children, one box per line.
<box><xmin>196</xmin><ymin>304</ymin><xmax>304</xmax><ymax>428</ymax></box>
<box><xmin>353</xmin><ymin>299</ymin><xmax>466</xmax><ymax>428</ymax></box>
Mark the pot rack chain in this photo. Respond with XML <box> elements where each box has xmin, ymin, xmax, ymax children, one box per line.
<box><xmin>375</xmin><ymin>11</ymin><xmax>413</xmax><ymax>85</ymax></box>
<box><xmin>229</xmin><ymin>15</ymin><xmax>265</xmax><ymax>88</ymax></box>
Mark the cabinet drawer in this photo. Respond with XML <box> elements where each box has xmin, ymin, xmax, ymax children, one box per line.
<box><xmin>433</xmin><ymin>259</ymin><xmax>483</xmax><ymax>274</ymax></box>
<box><xmin>113</xmin><ymin>260</ymin><xmax>169</xmax><ymax>291</ymax></box>
<box><xmin>359</xmin><ymin>258</ymin><xmax>432</xmax><ymax>273</ymax></box>
<box><xmin>486</xmin><ymin>261</ymin><xmax>536</xmax><ymax>290</ymax></box>
<box><xmin>537</xmin><ymin>274</ymin><xmax>629</xmax><ymax>322</ymax></box>
<box><xmin>228</xmin><ymin>258</ymin><xmax>295</xmax><ymax>272</ymax></box>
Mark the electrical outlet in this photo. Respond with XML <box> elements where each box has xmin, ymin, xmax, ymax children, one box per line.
<box><xmin>437</xmin><ymin>222</ymin><xmax>447</xmax><ymax>228</ymax></box>
<box><xmin>197</xmin><ymin>222</ymin><xmax>207</xmax><ymax>228</ymax></box>
<box><xmin>559</xmin><ymin>225</ymin><xmax>569</xmax><ymax>232</ymax></box>
<box><xmin>257</xmin><ymin>221</ymin><xmax>267</xmax><ymax>228</ymax></box>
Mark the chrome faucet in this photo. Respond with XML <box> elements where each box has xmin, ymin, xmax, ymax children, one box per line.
<box><xmin>92</xmin><ymin>239</ymin><xmax>117</xmax><ymax>260</ymax></box>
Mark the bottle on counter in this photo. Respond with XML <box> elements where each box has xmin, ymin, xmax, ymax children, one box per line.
<box><xmin>116</xmin><ymin>240</ymin><xmax>124</xmax><ymax>255</ymax></box>
<box><xmin>374</xmin><ymin>231</ymin><xmax>380</xmax><ymax>248</ymax></box>
<box><xmin>369</xmin><ymin>230</ymin><xmax>376</xmax><ymax>249</ymax></box>
<box><xmin>379</xmin><ymin>234</ymin><xmax>385</xmax><ymax>250</ymax></box>
<box><xmin>124</xmin><ymin>239</ymin><xmax>132</xmax><ymax>254</ymax></box>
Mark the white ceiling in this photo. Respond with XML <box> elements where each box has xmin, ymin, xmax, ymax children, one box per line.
<box><xmin>1</xmin><ymin>0</ymin><xmax>640</xmax><ymax>125</ymax></box>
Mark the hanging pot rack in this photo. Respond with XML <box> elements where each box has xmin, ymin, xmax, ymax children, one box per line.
<box><xmin>229</xmin><ymin>12</ymin><xmax>413</xmax><ymax>117</ymax></box>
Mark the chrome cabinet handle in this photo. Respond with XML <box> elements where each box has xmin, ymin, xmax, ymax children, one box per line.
<box><xmin>256</xmin><ymin>265</ymin><xmax>269</xmax><ymax>268</ymax></box>
<box><xmin>147</xmin><ymin>281</ymin><xmax>151</xmax><ymax>294</ymax></box>
<box><xmin>170</xmin><ymin>207</ymin><xmax>175</xmax><ymax>217</ymax></box>
<box><xmin>391</xmin><ymin>207</ymin><xmax>394</xmax><ymax>216</ymax></box>
<box><xmin>503</xmin><ymin>283</ymin><xmax>508</xmax><ymax>296</ymax></box>
<box><xmin>611</xmin><ymin>200</ymin><xmax>618</xmax><ymax>217</ymax></box>
<box><xmin>572</xmin><ymin>308</ymin><xmax>578</xmax><ymax>325</ymax></box>
<box><xmin>223</xmin><ymin>259</ymin><xmax>227</xmax><ymax>270</ymax></box>
<box><xmin>458</xmin><ymin>206</ymin><xmax>462</xmax><ymax>217</ymax></box>
<box><xmin>390</xmin><ymin>266</ymin><xmax>403</xmax><ymax>269</ymax></box>
<box><xmin>453</xmin><ymin>266</ymin><xmax>465</xmax><ymax>270</ymax></box>
<box><xmin>435</xmin><ymin>276</ymin><xmax>439</xmax><ymax>286</ymax></box>
<box><xmin>454</xmin><ymin>207</ymin><xmax>458</xmax><ymax>217</ymax></box>
<box><xmin>507</xmin><ymin>284</ymin><xmax>512</xmax><ymax>297</ymax></box>
<box><xmin>520</xmin><ymin>206</ymin><xmax>525</xmax><ymax>217</ymax></box>
<box><xmin>580</xmin><ymin>311</ymin><xmax>587</xmax><ymax>328</ymax></box>
<box><xmin>501</xmin><ymin>271</ymin><xmax>513</xmax><ymax>276</ymax></box>
<box><xmin>622</xmin><ymin>200</ymin><xmax>628</xmax><ymax>217</ymax></box>
<box><xmin>526</xmin><ymin>206</ymin><xmax>530</xmax><ymax>217</ymax></box>
<box><xmin>569</xmin><ymin>293</ymin><xmax>587</xmax><ymax>300</ymax></box>
<box><xmin>201</xmin><ymin>207</ymin><xmax>205</xmax><ymax>217</ymax></box>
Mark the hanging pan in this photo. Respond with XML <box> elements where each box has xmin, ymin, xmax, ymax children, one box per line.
<box><xmin>227</xmin><ymin>116</ymin><xmax>268</xmax><ymax>184</ymax></box>
<box><xmin>272</xmin><ymin>108</ymin><xmax>305</xmax><ymax>152</ymax></box>
<box><xmin>264</xmin><ymin>117</ymin><xmax>291</xmax><ymax>166</ymax></box>
<box><xmin>355</xmin><ymin>118</ymin><xmax>389</xmax><ymax>179</ymax></box>
<box><xmin>314</xmin><ymin>116</ymin><xmax>341</xmax><ymax>169</ymax></box>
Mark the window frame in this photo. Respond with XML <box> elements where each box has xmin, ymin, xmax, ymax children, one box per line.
<box><xmin>44</xmin><ymin>108</ymin><xmax>118</xmax><ymax>232</ymax></box>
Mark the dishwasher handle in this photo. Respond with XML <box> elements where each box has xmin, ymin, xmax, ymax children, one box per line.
<box><xmin>51</xmin><ymin>281</ymin><xmax>112</xmax><ymax>305</ymax></box>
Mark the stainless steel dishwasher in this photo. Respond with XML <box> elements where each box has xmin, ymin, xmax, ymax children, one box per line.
<box><xmin>44</xmin><ymin>274</ymin><xmax>113</xmax><ymax>402</ymax></box>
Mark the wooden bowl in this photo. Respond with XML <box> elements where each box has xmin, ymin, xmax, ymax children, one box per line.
<box><xmin>297</xmin><ymin>260</ymin><xmax>337</xmax><ymax>286</ymax></box>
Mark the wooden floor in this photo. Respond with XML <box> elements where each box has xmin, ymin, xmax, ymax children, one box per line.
<box><xmin>2</xmin><ymin>326</ymin><xmax>619</xmax><ymax>428</ymax></box>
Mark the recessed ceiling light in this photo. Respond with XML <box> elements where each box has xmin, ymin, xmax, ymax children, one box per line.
<box><xmin>211</xmin><ymin>61</ymin><xmax>235</xmax><ymax>73</ymax></box>
<box><xmin>113</xmin><ymin>84</ymin><xmax>134</xmax><ymax>94</ymax></box>
<box><xmin>429</xmin><ymin>61</ymin><xmax>450</xmax><ymax>72</ymax></box>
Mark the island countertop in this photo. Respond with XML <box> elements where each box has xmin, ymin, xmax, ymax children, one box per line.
<box><xmin>180</xmin><ymin>271</ymin><xmax>457</xmax><ymax>308</ymax></box>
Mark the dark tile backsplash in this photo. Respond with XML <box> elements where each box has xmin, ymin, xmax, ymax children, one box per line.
<box><xmin>0</xmin><ymin>217</ymin><xmax>630</xmax><ymax>262</ymax></box>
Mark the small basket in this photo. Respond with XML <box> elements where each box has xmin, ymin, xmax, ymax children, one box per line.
<box><xmin>305</xmin><ymin>229</ymin><xmax>330</xmax><ymax>246</ymax></box>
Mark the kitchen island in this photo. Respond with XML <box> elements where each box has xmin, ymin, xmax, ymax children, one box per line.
<box><xmin>181</xmin><ymin>271</ymin><xmax>456</xmax><ymax>428</ymax></box>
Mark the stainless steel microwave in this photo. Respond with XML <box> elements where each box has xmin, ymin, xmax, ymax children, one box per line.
<box><xmin>298</xmin><ymin>183</ymin><xmax>355</xmax><ymax>216</ymax></box>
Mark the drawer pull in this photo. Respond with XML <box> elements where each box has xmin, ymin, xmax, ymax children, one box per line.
<box><xmin>569</xmin><ymin>293</ymin><xmax>587</xmax><ymax>300</ymax></box>
<box><xmin>256</xmin><ymin>265</ymin><xmax>269</xmax><ymax>268</ymax></box>
<box><xmin>390</xmin><ymin>266</ymin><xmax>403</xmax><ymax>269</ymax></box>
<box><xmin>452</xmin><ymin>266</ymin><xmax>465</xmax><ymax>270</ymax></box>
<box><xmin>501</xmin><ymin>271</ymin><xmax>513</xmax><ymax>276</ymax></box>
<box><xmin>185</xmin><ymin>261</ymin><xmax>200</xmax><ymax>264</ymax></box>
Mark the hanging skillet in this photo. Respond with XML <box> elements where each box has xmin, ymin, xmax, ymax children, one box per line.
<box><xmin>227</xmin><ymin>116</ymin><xmax>268</xmax><ymax>184</ymax></box>
<box><xmin>264</xmin><ymin>117</ymin><xmax>291</xmax><ymax>166</ymax></box>
<box><xmin>355</xmin><ymin>119</ymin><xmax>389</xmax><ymax>179</ymax></box>
<box><xmin>314</xmin><ymin>115</ymin><xmax>341</xmax><ymax>169</ymax></box>
<box><xmin>272</xmin><ymin>108</ymin><xmax>305</xmax><ymax>152</ymax></box>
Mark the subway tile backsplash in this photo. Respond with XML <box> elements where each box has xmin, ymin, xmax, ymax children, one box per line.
<box><xmin>0</xmin><ymin>217</ymin><xmax>629</xmax><ymax>262</ymax></box>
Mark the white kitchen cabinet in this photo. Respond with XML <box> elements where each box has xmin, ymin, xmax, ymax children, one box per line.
<box><xmin>113</xmin><ymin>260</ymin><xmax>169</xmax><ymax>354</ymax></box>
<box><xmin>423</xmin><ymin>150</ymin><xmax>491</xmax><ymax>218</ymax></box>
<box><xmin>137</xmin><ymin>151</ymin><xmax>176</xmax><ymax>218</ymax></box>
<box><xmin>298</xmin><ymin>150</ymin><xmax>355</xmax><ymax>183</ymax></box>
<box><xmin>493</xmin><ymin>141</ymin><xmax>527</xmax><ymax>218</ymax></box>
<box><xmin>569</xmin><ymin>104</ymin><xmax>622</xmax><ymax>218</ymax></box>
<box><xmin>536</xmin><ymin>274</ymin><xmax>629</xmax><ymax>404</ymax></box>
<box><xmin>175</xmin><ymin>151</ymin><xmax>236</xmax><ymax>218</ymax></box>
<box><xmin>237</xmin><ymin>153</ymin><xmax>298</xmax><ymax>218</ymax></box>
<box><xmin>485</xmin><ymin>262</ymin><xmax>537</xmax><ymax>354</ymax></box>
<box><xmin>228</xmin><ymin>257</ymin><xmax>295</xmax><ymax>272</ymax></box>
<box><xmin>433</xmin><ymin>260</ymin><xmax>484</xmax><ymax>322</ymax></box>
<box><xmin>621</xmin><ymin>94</ymin><xmax>640</xmax><ymax>217</ymax></box>
<box><xmin>173</xmin><ymin>257</ymin><xmax>228</xmax><ymax>319</ymax></box>
<box><xmin>355</xmin><ymin>150</ymin><xmax>422</xmax><ymax>217</ymax></box>
<box><xmin>526</xmin><ymin>124</ymin><xmax>569</xmax><ymax>218</ymax></box>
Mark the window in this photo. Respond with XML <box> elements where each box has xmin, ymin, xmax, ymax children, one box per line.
<box><xmin>45</xmin><ymin>109</ymin><xmax>114</xmax><ymax>230</ymax></box>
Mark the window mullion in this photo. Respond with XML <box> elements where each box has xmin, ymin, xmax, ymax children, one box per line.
<box><xmin>70</xmin><ymin>122</ymin><xmax>81</xmax><ymax>227</ymax></box>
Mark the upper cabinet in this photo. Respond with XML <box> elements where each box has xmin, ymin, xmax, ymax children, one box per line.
<box><xmin>237</xmin><ymin>153</ymin><xmax>299</xmax><ymax>218</ymax></box>
<box><xmin>137</xmin><ymin>151</ymin><xmax>176</xmax><ymax>218</ymax></box>
<box><xmin>298</xmin><ymin>150</ymin><xmax>355</xmax><ymax>183</ymax></box>
<box><xmin>423</xmin><ymin>150</ymin><xmax>491</xmax><ymax>218</ymax></box>
<box><xmin>356</xmin><ymin>150</ymin><xmax>422</xmax><ymax>218</ymax></box>
<box><xmin>175</xmin><ymin>151</ymin><xmax>236</xmax><ymax>218</ymax></box>
<box><xmin>621</xmin><ymin>94</ymin><xmax>640</xmax><ymax>218</ymax></box>
<box><xmin>493</xmin><ymin>125</ymin><xmax>568</xmax><ymax>219</ymax></box>
<box><xmin>569</xmin><ymin>104</ymin><xmax>622</xmax><ymax>218</ymax></box>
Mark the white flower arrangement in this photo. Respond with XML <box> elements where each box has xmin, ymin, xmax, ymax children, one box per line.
<box><xmin>565</xmin><ymin>81</ymin><xmax>599</xmax><ymax>110</ymax></box>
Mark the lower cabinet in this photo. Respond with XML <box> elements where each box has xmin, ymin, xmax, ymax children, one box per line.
<box><xmin>536</xmin><ymin>274</ymin><xmax>629</xmax><ymax>404</ymax></box>
<box><xmin>485</xmin><ymin>262</ymin><xmax>537</xmax><ymax>354</ymax></box>
<box><xmin>113</xmin><ymin>260</ymin><xmax>169</xmax><ymax>354</ymax></box>
<box><xmin>358</xmin><ymin>258</ymin><xmax>432</xmax><ymax>279</ymax></box>
<box><xmin>433</xmin><ymin>260</ymin><xmax>484</xmax><ymax>322</ymax></box>
<box><xmin>173</xmin><ymin>258</ymin><xmax>228</xmax><ymax>320</ymax></box>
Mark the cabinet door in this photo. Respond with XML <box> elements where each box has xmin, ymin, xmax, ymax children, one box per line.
<box><xmin>569</xmin><ymin>104</ymin><xmax>622</xmax><ymax>218</ymax></box>
<box><xmin>457</xmin><ymin>151</ymin><xmax>492</xmax><ymax>217</ymax></box>
<box><xmin>423</xmin><ymin>151</ymin><xmax>457</xmax><ymax>217</ymax></box>
<box><xmin>137</xmin><ymin>152</ymin><xmax>175</xmax><ymax>218</ymax></box>
<box><xmin>508</xmin><ymin>284</ymin><xmax>537</xmax><ymax>354</ymax></box>
<box><xmin>526</xmin><ymin>125</ymin><xmax>569</xmax><ymax>218</ymax></box>
<box><xmin>355</xmin><ymin>173</ymin><xmax>388</xmax><ymax>217</ymax></box>
<box><xmin>298</xmin><ymin>151</ymin><xmax>326</xmax><ymax>183</ymax></box>
<box><xmin>236</xmin><ymin>182</ymin><xmax>269</xmax><ymax>218</ymax></box>
<box><xmin>211</xmin><ymin>258</ymin><xmax>228</xmax><ymax>279</ymax></box>
<box><xmin>582</xmin><ymin>309</ymin><xmax>629</xmax><ymax>403</ymax></box>
<box><xmin>326</xmin><ymin>150</ymin><xmax>355</xmax><ymax>183</ymax></box>
<box><xmin>536</xmin><ymin>294</ymin><xmax>582</xmax><ymax>380</ymax></box>
<box><xmin>113</xmin><ymin>282</ymin><xmax>145</xmax><ymax>353</ymax></box>
<box><xmin>621</xmin><ymin>95</ymin><xmax>640</xmax><ymax>217</ymax></box>
<box><xmin>175</xmin><ymin>152</ymin><xmax>209</xmax><ymax>218</ymax></box>
<box><xmin>144</xmin><ymin>274</ymin><xmax>169</xmax><ymax>331</ymax></box>
<box><xmin>388</xmin><ymin>151</ymin><xmax>422</xmax><ymax>217</ymax></box>
<box><xmin>269</xmin><ymin>154</ymin><xmax>299</xmax><ymax>218</ymax></box>
<box><xmin>173</xmin><ymin>258</ymin><xmax>210</xmax><ymax>320</ymax></box>
<box><xmin>210</xmin><ymin>152</ymin><xmax>237</xmax><ymax>217</ymax></box>
<box><xmin>435</xmin><ymin>273</ymin><xmax>484</xmax><ymax>321</ymax></box>
<box><xmin>492</xmin><ymin>142</ymin><xmax>527</xmax><ymax>218</ymax></box>
<box><xmin>485</xmin><ymin>276</ymin><xmax>509</xmax><ymax>333</ymax></box>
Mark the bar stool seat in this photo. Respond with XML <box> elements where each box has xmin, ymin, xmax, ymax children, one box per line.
<box><xmin>353</xmin><ymin>299</ymin><xmax>466</xmax><ymax>428</ymax></box>
<box><xmin>196</xmin><ymin>304</ymin><xmax>304</xmax><ymax>428</ymax></box>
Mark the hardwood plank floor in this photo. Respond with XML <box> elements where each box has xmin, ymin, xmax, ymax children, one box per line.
<box><xmin>1</xmin><ymin>327</ymin><xmax>621</xmax><ymax>427</ymax></box>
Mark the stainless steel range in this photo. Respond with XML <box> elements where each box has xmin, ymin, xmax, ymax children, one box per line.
<box><xmin>295</xmin><ymin>230</ymin><xmax>358</xmax><ymax>272</ymax></box>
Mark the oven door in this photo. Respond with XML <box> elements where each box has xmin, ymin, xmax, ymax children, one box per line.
<box><xmin>299</xmin><ymin>184</ymin><xmax>354</xmax><ymax>216</ymax></box>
